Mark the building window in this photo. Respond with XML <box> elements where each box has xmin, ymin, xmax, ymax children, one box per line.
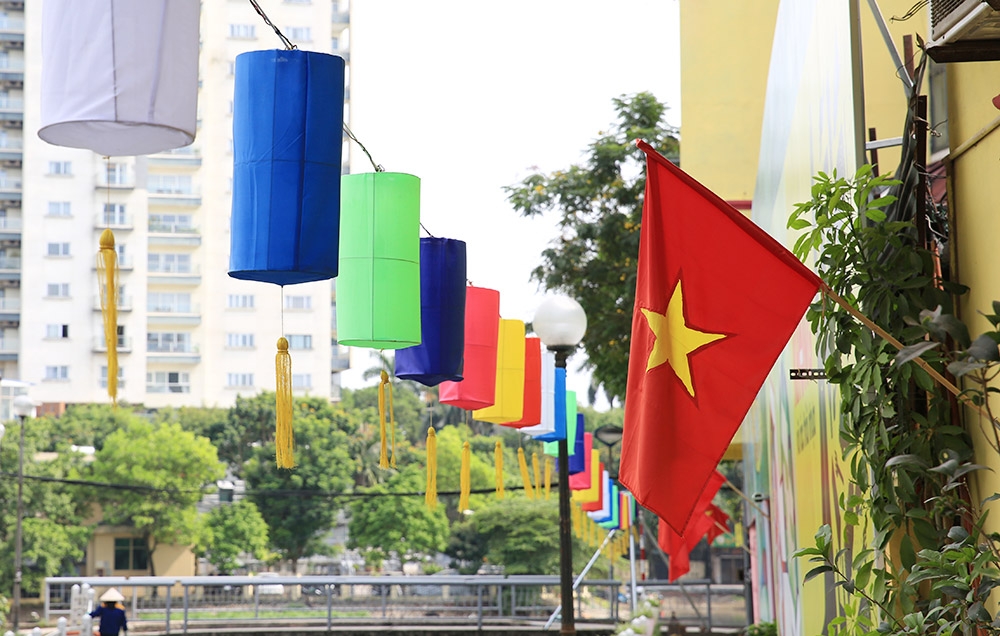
<box><xmin>226</xmin><ymin>333</ymin><xmax>255</xmax><ymax>349</ymax></box>
<box><xmin>100</xmin><ymin>365</ymin><xmax>125</xmax><ymax>388</ymax></box>
<box><xmin>47</xmin><ymin>201</ymin><xmax>71</xmax><ymax>217</ymax></box>
<box><xmin>229</xmin><ymin>24</ymin><xmax>256</xmax><ymax>39</ymax></box>
<box><xmin>149</xmin><ymin>213</ymin><xmax>194</xmax><ymax>233</ymax></box>
<box><xmin>147</xmin><ymin>371</ymin><xmax>190</xmax><ymax>393</ymax></box>
<box><xmin>113</xmin><ymin>538</ymin><xmax>149</xmax><ymax>571</ymax></box>
<box><xmin>148</xmin><ymin>292</ymin><xmax>192</xmax><ymax>313</ymax></box>
<box><xmin>105</xmin><ymin>162</ymin><xmax>129</xmax><ymax>186</ymax></box>
<box><xmin>286</xmin><ymin>26</ymin><xmax>311</xmax><ymax>41</ymax></box>
<box><xmin>46</xmin><ymin>283</ymin><xmax>70</xmax><ymax>298</ymax></box>
<box><xmin>102</xmin><ymin>203</ymin><xmax>127</xmax><ymax>225</ymax></box>
<box><xmin>148</xmin><ymin>253</ymin><xmax>192</xmax><ymax>274</ymax></box>
<box><xmin>46</xmin><ymin>242</ymin><xmax>70</xmax><ymax>257</ymax></box>
<box><xmin>286</xmin><ymin>334</ymin><xmax>312</xmax><ymax>350</ymax></box>
<box><xmin>148</xmin><ymin>174</ymin><xmax>193</xmax><ymax>195</ymax></box>
<box><xmin>292</xmin><ymin>373</ymin><xmax>312</xmax><ymax>389</ymax></box>
<box><xmin>47</xmin><ymin>161</ymin><xmax>72</xmax><ymax>176</ymax></box>
<box><xmin>219</xmin><ymin>487</ymin><xmax>234</xmax><ymax>503</ymax></box>
<box><xmin>44</xmin><ymin>365</ymin><xmax>69</xmax><ymax>381</ymax></box>
<box><xmin>227</xmin><ymin>294</ymin><xmax>254</xmax><ymax>309</ymax></box>
<box><xmin>284</xmin><ymin>295</ymin><xmax>311</xmax><ymax>310</ymax></box>
<box><xmin>226</xmin><ymin>373</ymin><xmax>254</xmax><ymax>387</ymax></box>
<box><xmin>147</xmin><ymin>332</ymin><xmax>192</xmax><ymax>353</ymax></box>
<box><xmin>227</xmin><ymin>60</ymin><xmax>236</xmax><ymax>76</ymax></box>
<box><xmin>45</xmin><ymin>324</ymin><xmax>69</xmax><ymax>339</ymax></box>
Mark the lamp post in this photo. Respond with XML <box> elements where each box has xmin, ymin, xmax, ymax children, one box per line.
<box><xmin>533</xmin><ymin>295</ymin><xmax>587</xmax><ymax>636</ymax></box>
<box><xmin>11</xmin><ymin>393</ymin><xmax>35</xmax><ymax>633</ymax></box>
<box><xmin>592</xmin><ymin>424</ymin><xmax>624</xmax><ymax>597</ymax></box>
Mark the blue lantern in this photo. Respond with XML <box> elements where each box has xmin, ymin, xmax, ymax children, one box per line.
<box><xmin>396</xmin><ymin>238</ymin><xmax>467</xmax><ymax>386</ymax></box>
<box><xmin>229</xmin><ymin>49</ymin><xmax>345</xmax><ymax>285</ymax></box>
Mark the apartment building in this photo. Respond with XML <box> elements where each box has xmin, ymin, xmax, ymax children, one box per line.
<box><xmin>6</xmin><ymin>0</ymin><xmax>352</xmax><ymax>409</ymax></box>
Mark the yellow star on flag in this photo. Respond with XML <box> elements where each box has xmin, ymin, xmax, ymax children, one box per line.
<box><xmin>640</xmin><ymin>279</ymin><xmax>727</xmax><ymax>397</ymax></box>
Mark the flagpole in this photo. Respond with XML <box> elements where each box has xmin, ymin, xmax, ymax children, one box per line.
<box><xmin>821</xmin><ymin>286</ymin><xmax>996</xmax><ymax>424</ymax></box>
<box><xmin>722</xmin><ymin>476</ymin><xmax>769</xmax><ymax>518</ymax></box>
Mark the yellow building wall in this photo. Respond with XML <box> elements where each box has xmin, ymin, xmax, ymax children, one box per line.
<box><xmin>944</xmin><ymin>59</ymin><xmax>1000</xmax><ymax>528</ymax></box>
<box><xmin>87</xmin><ymin>526</ymin><xmax>195</xmax><ymax>596</ymax></box>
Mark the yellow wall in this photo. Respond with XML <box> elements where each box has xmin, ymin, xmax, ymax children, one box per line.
<box><xmin>87</xmin><ymin>526</ymin><xmax>195</xmax><ymax>588</ymax></box>
<box><xmin>944</xmin><ymin>59</ymin><xmax>1000</xmax><ymax>525</ymax></box>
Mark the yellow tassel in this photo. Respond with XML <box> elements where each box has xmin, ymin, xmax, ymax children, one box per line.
<box><xmin>96</xmin><ymin>228</ymin><xmax>118</xmax><ymax>405</ymax></box>
<box><xmin>494</xmin><ymin>440</ymin><xmax>505</xmax><ymax>499</ymax></box>
<box><xmin>275</xmin><ymin>337</ymin><xmax>294</xmax><ymax>468</ymax></box>
<box><xmin>544</xmin><ymin>456</ymin><xmax>553</xmax><ymax>500</ymax></box>
<box><xmin>532</xmin><ymin>452</ymin><xmax>541</xmax><ymax>497</ymax></box>
<box><xmin>377</xmin><ymin>370</ymin><xmax>396</xmax><ymax>468</ymax></box>
<box><xmin>572</xmin><ymin>505</ymin><xmax>581</xmax><ymax>538</ymax></box>
<box><xmin>425</xmin><ymin>428</ymin><xmax>438</xmax><ymax>510</ymax></box>
<box><xmin>459</xmin><ymin>441</ymin><xmax>471</xmax><ymax>512</ymax></box>
<box><xmin>518</xmin><ymin>448</ymin><xmax>534</xmax><ymax>499</ymax></box>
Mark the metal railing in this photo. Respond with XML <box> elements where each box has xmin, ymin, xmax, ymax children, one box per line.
<box><xmin>43</xmin><ymin>575</ymin><xmax>634</xmax><ymax>633</ymax></box>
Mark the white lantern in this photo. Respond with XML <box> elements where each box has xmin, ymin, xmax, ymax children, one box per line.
<box><xmin>39</xmin><ymin>0</ymin><xmax>200</xmax><ymax>156</ymax></box>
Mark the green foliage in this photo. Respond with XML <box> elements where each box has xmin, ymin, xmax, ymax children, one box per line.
<box><xmin>506</xmin><ymin>91</ymin><xmax>680</xmax><ymax>404</ymax></box>
<box><xmin>243</xmin><ymin>402</ymin><xmax>357</xmax><ymax>570</ymax></box>
<box><xmin>88</xmin><ymin>419</ymin><xmax>224</xmax><ymax>574</ymax></box>
<box><xmin>743</xmin><ymin>622</ymin><xmax>778</xmax><ymax>636</ymax></box>
<box><xmin>199</xmin><ymin>499</ymin><xmax>271</xmax><ymax>575</ymax></box>
<box><xmin>788</xmin><ymin>166</ymin><xmax>1000</xmax><ymax>633</ymax></box>
<box><xmin>450</xmin><ymin>498</ymin><xmax>561</xmax><ymax>575</ymax></box>
<box><xmin>347</xmin><ymin>465</ymin><xmax>449</xmax><ymax>566</ymax></box>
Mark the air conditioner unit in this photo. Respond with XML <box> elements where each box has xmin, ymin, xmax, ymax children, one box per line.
<box><xmin>928</xmin><ymin>0</ymin><xmax>1000</xmax><ymax>62</ymax></box>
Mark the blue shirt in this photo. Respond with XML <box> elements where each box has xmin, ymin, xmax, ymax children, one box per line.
<box><xmin>89</xmin><ymin>605</ymin><xmax>128</xmax><ymax>636</ymax></box>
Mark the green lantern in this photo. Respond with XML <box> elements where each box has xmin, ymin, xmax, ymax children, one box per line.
<box><xmin>338</xmin><ymin>172</ymin><xmax>422</xmax><ymax>348</ymax></box>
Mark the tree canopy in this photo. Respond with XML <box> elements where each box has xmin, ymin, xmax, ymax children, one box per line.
<box><xmin>505</xmin><ymin>91</ymin><xmax>679</xmax><ymax>404</ymax></box>
<box><xmin>198</xmin><ymin>499</ymin><xmax>270</xmax><ymax>575</ymax></box>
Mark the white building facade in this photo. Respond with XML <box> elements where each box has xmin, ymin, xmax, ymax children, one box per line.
<box><xmin>9</xmin><ymin>0</ymin><xmax>352</xmax><ymax>410</ymax></box>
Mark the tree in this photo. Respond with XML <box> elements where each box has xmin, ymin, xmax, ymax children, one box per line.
<box><xmin>0</xmin><ymin>427</ymin><xmax>92</xmax><ymax>597</ymax></box>
<box><xmin>505</xmin><ymin>92</ymin><xmax>680</xmax><ymax>404</ymax></box>
<box><xmin>199</xmin><ymin>499</ymin><xmax>270</xmax><ymax>575</ymax></box>
<box><xmin>347</xmin><ymin>464</ymin><xmax>449</xmax><ymax>569</ymax></box>
<box><xmin>88</xmin><ymin>419</ymin><xmax>225</xmax><ymax>576</ymax></box>
<box><xmin>243</xmin><ymin>401</ymin><xmax>358</xmax><ymax>571</ymax></box>
<box><xmin>455</xmin><ymin>498</ymin><xmax>561</xmax><ymax>575</ymax></box>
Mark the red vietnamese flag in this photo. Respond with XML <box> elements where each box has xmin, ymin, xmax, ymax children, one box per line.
<box><xmin>621</xmin><ymin>141</ymin><xmax>822</xmax><ymax>534</ymax></box>
<box><xmin>658</xmin><ymin>470</ymin><xmax>725</xmax><ymax>581</ymax></box>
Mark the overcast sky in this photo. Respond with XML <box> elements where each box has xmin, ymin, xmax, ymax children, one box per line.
<box><xmin>339</xmin><ymin>0</ymin><xmax>681</xmax><ymax>409</ymax></box>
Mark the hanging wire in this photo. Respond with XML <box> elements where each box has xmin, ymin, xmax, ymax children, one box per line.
<box><xmin>247</xmin><ymin>0</ymin><xmax>296</xmax><ymax>50</ymax></box>
<box><xmin>343</xmin><ymin>123</ymin><xmax>384</xmax><ymax>172</ymax></box>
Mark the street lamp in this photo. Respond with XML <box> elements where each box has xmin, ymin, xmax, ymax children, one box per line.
<box><xmin>11</xmin><ymin>393</ymin><xmax>35</xmax><ymax>633</ymax></box>
<box><xmin>593</xmin><ymin>425</ymin><xmax>624</xmax><ymax>479</ymax></box>
<box><xmin>533</xmin><ymin>295</ymin><xmax>587</xmax><ymax>636</ymax></box>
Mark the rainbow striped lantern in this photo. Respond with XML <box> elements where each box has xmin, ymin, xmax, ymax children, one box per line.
<box><xmin>228</xmin><ymin>49</ymin><xmax>346</xmax><ymax>469</ymax></box>
<box><xmin>396</xmin><ymin>238</ymin><xmax>467</xmax><ymax>385</ymax></box>
<box><xmin>39</xmin><ymin>0</ymin><xmax>199</xmax><ymax>155</ymax></box>
<box><xmin>440</xmin><ymin>287</ymin><xmax>501</xmax><ymax>410</ymax></box>
<box><xmin>473</xmin><ymin>320</ymin><xmax>526</xmax><ymax>423</ymax></box>
<box><xmin>504</xmin><ymin>337</ymin><xmax>542</xmax><ymax>428</ymax></box>
<box><xmin>338</xmin><ymin>172</ymin><xmax>422</xmax><ymax>348</ymax></box>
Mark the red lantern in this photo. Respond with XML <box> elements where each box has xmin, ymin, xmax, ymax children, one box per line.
<box><xmin>439</xmin><ymin>286</ymin><xmax>500</xmax><ymax>410</ymax></box>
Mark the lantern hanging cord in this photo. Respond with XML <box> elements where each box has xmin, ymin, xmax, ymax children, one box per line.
<box><xmin>247</xmin><ymin>0</ymin><xmax>297</xmax><ymax>50</ymax></box>
<box><xmin>343</xmin><ymin>123</ymin><xmax>384</xmax><ymax>172</ymax></box>
<box><xmin>420</xmin><ymin>222</ymin><xmax>435</xmax><ymax>238</ymax></box>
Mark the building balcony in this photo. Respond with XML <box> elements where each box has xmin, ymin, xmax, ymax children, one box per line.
<box><xmin>91</xmin><ymin>254</ymin><xmax>133</xmax><ymax>271</ymax></box>
<box><xmin>331</xmin><ymin>345</ymin><xmax>350</xmax><ymax>371</ymax></box>
<box><xmin>94</xmin><ymin>213</ymin><xmax>133</xmax><ymax>231</ymax></box>
<box><xmin>148</xmin><ymin>146</ymin><xmax>202</xmax><ymax>168</ymax></box>
<box><xmin>148</xmin><ymin>265</ymin><xmax>201</xmax><ymax>286</ymax></box>
<box><xmin>0</xmin><ymin>98</ymin><xmax>22</xmax><ymax>123</ymax></box>
<box><xmin>0</xmin><ymin>179</ymin><xmax>21</xmax><ymax>200</ymax></box>
<box><xmin>0</xmin><ymin>296</ymin><xmax>19</xmax><ymax>325</ymax></box>
<box><xmin>96</xmin><ymin>175</ymin><xmax>134</xmax><ymax>189</ymax></box>
<box><xmin>0</xmin><ymin>335</ymin><xmax>16</xmax><ymax>360</ymax></box>
<box><xmin>0</xmin><ymin>62</ymin><xmax>24</xmax><ymax>85</ymax></box>
<box><xmin>0</xmin><ymin>255</ymin><xmax>19</xmax><ymax>270</ymax></box>
<box><xmin>147</xmin><ymin>343</ymin><xmax>201</xmax><ymax>365</ymax></box>
<box><xmin>92</xmin><ymin>295</ymin><xmax>134</xmax><ymax>312</ymax></box>
<box><xmin>0</xmin><ymin>1</ymin><xmax>25</xmax><ymax>10</ymax></box>
<box><xmin>0</xmin><ymin>136</ymin><xmax>22</xmax><ymax>163</ymax></box>
<box><xmin>332</xmin><ymin>10</ymin><xmax>349</xmax><ymax>24</ymax></box>
<box><xmin>0</xmin><ymin>215</ymin><xmax>20</xmax><ymax>241</ymax></box>
<box><xmin>146</xmin><ymin>382</ymin><xmax>191</xmax><ymax>394</ymax></box>
<box><xmin>147</xmin><ymin>304</ymin><xmax>201</xmax><ymax>326</ymax></box>
<box><xmin>148</xmin><ymin>222</ymin><xmax>201</xmax><ymax>247</ymax></box>
<box><xmin>92</xmin><ymin>336</ymin><xmax>133</xmax><ymax>353</ymax></box>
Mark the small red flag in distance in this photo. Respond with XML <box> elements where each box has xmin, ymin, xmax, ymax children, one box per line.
<box><xmin>620</xmin><ymin>140</ymin><xmax>821</xmax><ymax>534</ymax></box>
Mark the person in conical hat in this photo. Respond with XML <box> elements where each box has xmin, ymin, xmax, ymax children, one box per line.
<box><xmin>90</xmin><ymin>588</ymin><xmax>128</xmax><ymax>635</ymax></box>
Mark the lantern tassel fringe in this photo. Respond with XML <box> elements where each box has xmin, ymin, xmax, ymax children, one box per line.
<box><xmin>97</xmin><ymin>229</ymin><xmax>119</xmax><ymax>405</ymax></box>
<box><xmin>544</xmin><ymin>456</ymin><xmax>553</xmax><ymax>500</ymax></box>
<box><xmin>459</xmin><ymin>441</ymin><xmax>471</xmax><ymax>512</ymax></box>
<box><xmin>518</xmin><ymin>448</ymin><xmax>534</xmax><ymax>499</ymax></box>
<box><xmin>275</xmin><ymin>337</ymin><xmax>295</xmax><ymax>468</ymax></box>
<box><xmin>378</xmin><ymin>370</ymin><xmax>396</xmax><ymax>468</ymax></box>
<box><xmin>532</xmin><ymin>452</ymin><xmax>542</xmax><ymax>498</ymax></box>
<box><xmin>425</xmin><ymin>428</ymin><xmax>437</xmax><ymax>510</ymax></box>
<box><xmin>494</xmin><ymin>441</ymin><xmax>505</xmax><ymax>499</ymax></box>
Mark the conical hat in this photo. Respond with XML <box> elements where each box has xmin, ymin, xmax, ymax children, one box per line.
<box><xmin>99</xmin><ymin>588</ymin><xmax>124</xmax><ymax>602</ymax></box>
